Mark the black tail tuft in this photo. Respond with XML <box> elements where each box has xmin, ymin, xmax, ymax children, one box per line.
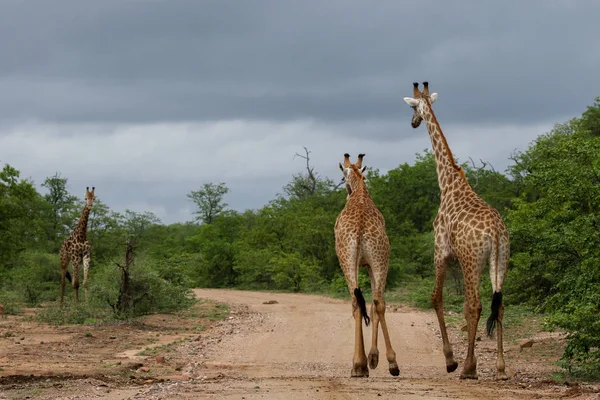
<box><xmin>486</xmin><ymin>291</ymin><xmax>503</xmax><ymax>337</ymax></box>
<box><xmin>65</xmin><ymin>271</ymin><xmax>72</xmax><ymax>283</ymax></box>
<box><xmin>354</xmin><ymin>288</ymin><xmax>371</xmax><ymax>326</ymax></box>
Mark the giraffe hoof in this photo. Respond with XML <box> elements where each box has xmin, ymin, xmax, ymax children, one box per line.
<box><xmin>459</xmin><ymin>372</ymin><xmax>479</xmax><ymax>380</ymax></box>
<box><xmin>447</xmin><ymin>362</ymin><xmax>458</xmax><ymax>373</ymax></box>
<box><xmin>351</xmin><ymin>365</ymin><xmax>369</xmax><ymax>378</ymax></box>
<box><xmin>389</xmin><ymin>363</ymin><xmax>400</xmax><ymax>377</ymax></box>
<box><xmin>368</xmin><ymin>351</ymin><xmax>379</xmax><ymax>369</ymax></box>
<box><xmin>496</xmin><ymin>371</ymin><xmax>509</xmax><ymax>381</ymax></box>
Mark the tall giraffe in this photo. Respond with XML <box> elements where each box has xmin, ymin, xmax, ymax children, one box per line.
<box><xmin>334</xmin><ymin>154</ymin><xmax>399</xmax><ymax>378</ymax></box>
<box><xmin>403</xmin><ymin>82</ymin><xmax>510</xmax><ymax>380</ymax></box>
<box><xmin>60</xmin><ymin>186</ymin><xmax>95</xmax><ymax>304</ymax></box>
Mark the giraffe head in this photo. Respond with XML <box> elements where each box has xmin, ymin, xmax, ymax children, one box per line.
<box><xmin>403</xmin><ymin>81</ymin><xmax>438</xmax><ymax>128</ymax></box>
<box><xmin>339</xmin><ymin>153</ymin><xmax>367</xmax><ymax>197</ymax></box>
<box><xmin>85</xmin><ymin>186</ymin><xmax>96</xmax><ymax>207</ymax></box>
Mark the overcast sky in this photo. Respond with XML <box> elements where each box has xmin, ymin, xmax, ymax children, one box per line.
<box><xmin>1</xmin><ymin>1</ymin><xmax>598</xmax><ymax>224</ymax></box>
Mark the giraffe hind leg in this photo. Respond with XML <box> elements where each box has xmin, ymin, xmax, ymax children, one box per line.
<box><xmin>367</xmin><ymin>266</ymin><xmax>399</xmax><ymax>376</ymax></box>
<box><xmin>368</xmin><ymin>301</ymin><xmax>379</xmax><ymax>370</ymax></box>
<box><xmin>375</xmin><ymin>297</ymin><xmax>399</xmax><ymax>376</ymax></box>
<box><xmin>460</xmin><ymin>263</ymin><xmax>483</xmax><ymax>380</ymax></box>
<box><xmin>367</xmin><ymin>271</ymin><xmax>379</xmax><ymax>370</ymax></box>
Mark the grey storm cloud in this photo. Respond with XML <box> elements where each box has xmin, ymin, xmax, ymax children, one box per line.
<box><xmin>1</xmin><ymin>1</ymin><xmax>599</xmax><ymax>125</ymax></box>
<box><xmin>1</xmin><ymin>1</ymin><xmax>599</xmax><ymax>223</ymax></box>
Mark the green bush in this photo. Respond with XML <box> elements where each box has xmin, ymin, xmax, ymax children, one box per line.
<box><xmin>91</xmin><ymin>257</ymin><xmax>195</xmax><ymax>319</ymax></box>
<box><xmin>8</xmin><ymin>251</ymin><xmax>60</xmax><ymax>306</ymax></box>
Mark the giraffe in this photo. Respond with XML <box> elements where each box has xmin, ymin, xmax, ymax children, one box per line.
<box><xmin>334</xmin><ymin>153</ymin><xmax>399</xmax><ymax>378</ymax></box>
<box><xmin>60</xmin><ymin>186</ymin><xmax>96</xmax><ymax>304</ymax></box>
<box><xmin>403</xmin><ymin>82</ymin><xmax>510</xmax><ymax>380</ymax></box>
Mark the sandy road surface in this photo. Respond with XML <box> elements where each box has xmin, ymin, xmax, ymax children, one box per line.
<box><xmin>1</xmin><ymin>289</ymin><xmax>597</xmax><ymax>400</ymax></box>
<box><xmin>143</xmin><ymin>289</ymin><xmax>593</xmax><ymax>400</ymax></box>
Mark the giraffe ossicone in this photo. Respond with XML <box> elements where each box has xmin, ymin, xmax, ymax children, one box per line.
<box><xmin>334</xmin><ymin>154</ymin><xmax>399</xmax><ymax>378</ymax></box>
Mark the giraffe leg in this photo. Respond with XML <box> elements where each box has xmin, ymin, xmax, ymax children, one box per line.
<box><xmin>432</xmin><ymin>252</ymin><xmax>458</xmax><ymax>373</ymax></box>
<box><xmin>82</xmin><ymin>252</ymin><xmax>91</xmax><ymax>302</ymax></box>
<box><xmin>71</xmin><ymin>257</ymin><xmax>81</xmax><ymax>302</ymax></box>
<box><xmin>60</xmin><ymin>253</ymin><xmax>68</xmax><ymax>305</ymax></box>
<box><xmin>60</xmin><ymin>267</ymin><xmax>67</xmax><ymax>305</ymax></box>
<box><xmin>495</xmin><ymin>303</ymin><xmax>508</xmax><ymax>380</ymax></box>
<box><xmin>374</xmin><ymin>297</ymin><xmax>399</xmax><ymax>376</ymax></box>
<box><xmin>368</xmin><ymin>301</ymin><xmax>380</xmax><ymax>370</ymax></box>
<box><xmin>351</xmin><ymin>295</ymin><xmax>369</xmax><ymax>377</ymax></box>
<box><xmin>460</xmin><ymin>270</ymin><xmax>482</xmax><ymax>380</ymax></box>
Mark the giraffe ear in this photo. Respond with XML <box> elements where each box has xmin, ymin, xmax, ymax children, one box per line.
<box><xmin>339</xmin><ymin>163</ymin><xmax>344</xmax><ymax>171</ymax></box>
<box><xmin>403</xmin><ymin>97</ymin><xmax>419</xmax><ymax>107</ymax></box>
<box><xmin>361</xmin><ymin>166</ymin><xmax>367</xmax><ymax>173</ymax></box>
<box><xmin>430</xmin><ymin>93</ymin><xmax>438</xmax><ymax>103</ymax></box>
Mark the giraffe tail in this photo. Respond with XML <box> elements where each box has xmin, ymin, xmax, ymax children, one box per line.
<box><xmin>354</xmin><ymin>288</ymin><xmax>370</xmax><ymax>326</ymax></box>
<box><xmin>65</xmin><ymin>271</ymin><xmax>72</xmax><ymax>283</ymax></box>
<box><xmin>486</xmin><ymin>291</ymin><xmax>502</xmax><ymax>337</ymax></box>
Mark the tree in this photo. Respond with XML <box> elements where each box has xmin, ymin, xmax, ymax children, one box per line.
<box><xmin>187</xmin><ymin>182</ymin><xmax>230</xmax><ymax>224</ymax></box>
<box><xmin>0</xmin><ymin>164</ymin><xmax>46</xmax><ymax>269</ymax></box>
<box><xmin>506</xmin><ymin>106</ymin><xmax>600</xmax><ymax>375</ymax></box>
<box><xmin>41</xmin><ymin>173</ymin><xmax>79</xmax><ymax>247</ymax></box>
<box><xmin>122</xmin><ymin>209</ymin><xmax>161</xmax><ymax>239</ymax></box>
<box><xmin>284</xmin><ymin>147</ymin><xmax>339</xmax><ymax>199</ymax></box>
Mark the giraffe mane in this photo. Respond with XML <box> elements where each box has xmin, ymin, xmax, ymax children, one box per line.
<box><xmin>349</xmin><ymin>164</ymin><xmax>366</xmax><ymax>180</ymax></box>
<box><xmin>424</xmin><ymin>98</ymin><xmax>470</xmax><ymax>185</ymax></box>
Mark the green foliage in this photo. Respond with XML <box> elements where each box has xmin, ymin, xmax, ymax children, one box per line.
<box><xmin>91</xmin><ymin>256</ymin><xmax>195</xmax><ymax>320</ymax></box>
<box><xmin>36</xmin><ymin>301</ymin><xmax>102</xmax><ymax>325</ymax></box>
<box><xmin>7</xmin><ymin>251</ymin><xmax>59</xmax><ymax>306</ymax></box>
<box><xmin>507</xmin><ymin>100</ymin><xmax>600</xmax><ymax>374</ymax></box>
<box><xmin>41</xmin><ymin>173</ymin><xmax>80</xmax><ymax>249</ymax></box>
<box><xmin>187</xmin><ymin>182</ymin><xmax>230</xmax><ymax>224</ymax></box>
<box><xmin>0</xmin><ymin>164</ymin><xmax>46</xmax><ymax>268</ymax></box>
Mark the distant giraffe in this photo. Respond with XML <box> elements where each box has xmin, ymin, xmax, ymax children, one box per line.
<box><xmin>403</xmin><ymin>82</ymin><xmax>510</xmax><ymax>380</ymax></box>
<box><xmin>334</xmin><ymin>153</ymin><xmax>399</xmax><ymax>378</ymax></box>
<box><xmin>60</xmin><ymin>186</ymin><xmax>95</xmax><ymax>303</ymax></box>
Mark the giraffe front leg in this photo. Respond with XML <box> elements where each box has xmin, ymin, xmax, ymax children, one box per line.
<box><xmin>83</xmin><ymin>252</ymin><xmax>91</xmax><ymax>302</ymax></box>
<box><xmin>60</xmin><ymin>268</ymin><xmax>67</xmax><ymax>305</ymax></box>
<box><xmin>71</xmin><ymin>258</ymin><xmax>81</xmax><ymax>302</ymax></box>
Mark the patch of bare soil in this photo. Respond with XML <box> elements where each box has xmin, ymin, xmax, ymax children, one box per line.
<box><xmin>1</xmin><ymin>290</ymin><xmax>599</xmax><ymax>400</ymax></box>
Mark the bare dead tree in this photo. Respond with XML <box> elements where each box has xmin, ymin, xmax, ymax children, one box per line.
<box><xmin>293</xmin><ymin>146</ymin><xmax>318</xmax><ymax>195</ymax></box>
<box><xmin>109</xmin><ymin>236</ymin><xmax>137</xmax><ymax>314</ymax></box>
<box><xmin>467</xmin><ymin>157</ymin><xmax>500</xmax><ymax>189</ymax></box>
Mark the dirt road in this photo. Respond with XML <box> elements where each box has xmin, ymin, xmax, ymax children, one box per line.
<box><xmin>1</xmin><ymin>289</ymin><xmax>597</xmax><ymax>399</ymax></box>
<box><xmin>136</xmin><ymin>289</ymin><xmax>594</xmax><ymax>399</ymax></box>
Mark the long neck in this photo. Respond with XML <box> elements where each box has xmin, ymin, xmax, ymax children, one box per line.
<box><xmin>422</xmin><ymin>104</ymin><xmax>470</xmax><ymax>195</ymax></box>
<box><xmin>75</xmin><ymin>204</ymin><xmax>91</xmax><ymax>239</ymax></box>
<box><xmin>349</xmin><ymin>178</ymin><xmax>371</xmax><ymax>202</ymax></box>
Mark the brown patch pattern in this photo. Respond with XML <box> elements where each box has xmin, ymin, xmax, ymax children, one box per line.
<box><xmin>407</xmin><ymin>82</ymin><xmax>510</xmax><ymax>381</ymax></box>
<box><xmin>334</xmin><ymin>154</ymin><xmax>399</xmax><ymax>378</ymax></box>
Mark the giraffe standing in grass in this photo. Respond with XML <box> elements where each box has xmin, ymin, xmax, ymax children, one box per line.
<box><xmin>60</xmin><ymin>186</ymin><xmax>95</xmax><ymax>304</ymax></box>
<box><xmin>334</xmin><ymin>153</ymin><xmax>399</xmax><ymax>378</ymax></box>
<box><xmin>403</xmin><ymin>82</ymin><xmax>510</xmax><ymax>380</ymax></box>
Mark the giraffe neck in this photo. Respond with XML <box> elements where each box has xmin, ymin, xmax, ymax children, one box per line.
<box><xmin>348</xmin><ymin>178</ymin><xmax>371</xmax><ymax>203</ymax></box>
<box><xmin>74</xmin><ymin>204</ymin><xmax>91</xmax><ymax>241</ymax></box>
<box><xmin>422</xmin><ymin>104</ymin><xmax>470</xmax><ymax>196</ymax></box>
